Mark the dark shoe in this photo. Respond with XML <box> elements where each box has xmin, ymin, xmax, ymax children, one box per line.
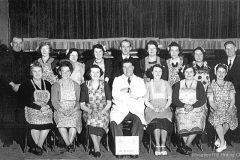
<box><xmin>185</xmin><ymin>146</ymin><xmax>192</xmax><ymax>155</ymax></box>
<box><xmin>130</xmin><ymin>155</ymin><xmax>139</xmax><ymax>158</ymax></box>
<box><xmin>33</xmin><ymin>146</ymin><xmax>43</xmax><ymax>156</ymax></box>
<box><xmin>93</xmin><ymin>151</ymin><xmax>101</xmax><ymax>157</ymax></box>
<box><xmin>67</xmin><ymin>143</ymin><xmax>75</xmax><ymax>153</ymax></box>
<box><xmin>116</xmin><ymin>155</ymin><xmax>124</xmax><ymax>159</ymax></box>
<box><xmin>176</xmin><ymin>147</ymin><xmax>184</xmax><ymax>154</ymax></box>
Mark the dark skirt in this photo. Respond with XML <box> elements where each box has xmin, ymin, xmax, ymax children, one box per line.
<box><xmin>88</xmin><ymin>125</ymin><xmax>106</xmax><ymax>137</ymax></box>
<box><xmin>180</xmin><ymin>131</ymin><xmax>203</xmax><ymax>137</ymax></box>
<box><xmin>28</xmin><ymin>123</ymin><xmax>54</xmax><ymax>130</ymax></box>
<box><xmin>146</xmin><ymin>118</ymin><xmax>173</xmax><ymax>135</ymax></box>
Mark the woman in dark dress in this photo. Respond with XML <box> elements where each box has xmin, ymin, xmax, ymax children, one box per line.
<box><xmin>80</xmin><ymin>65</ymin><xmax>112</xmax><ymax>158</ymax></box>
<box><xmin>140</xmin><ymin>40</ymin><xmax>168</xmax><ymax>82</ymax></box>
<box><xmin>18</xmin><ymin>61</ymin><xmax>53</xmax><ymax>155</ymax></box>
<box><xmin>85</xmin><ymin>44</ymin><xmax>112</xmax><ymax>83</ymax></box>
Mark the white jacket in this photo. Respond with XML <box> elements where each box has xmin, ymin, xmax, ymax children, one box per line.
<box><xmin>110</xmin><ymin>74</ymin><xmax>147</xmax><ymax>125</ymax></box>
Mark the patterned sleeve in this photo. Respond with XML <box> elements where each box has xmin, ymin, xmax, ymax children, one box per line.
<box><xmin>229</xmin><ymin>82</ymin><xmax>236</xmax><ymax>94</ymax></box>
<box><xmin>207</xmin><ymin>83</ymin><xmax>213</xmax><ymax>98</ymax></box>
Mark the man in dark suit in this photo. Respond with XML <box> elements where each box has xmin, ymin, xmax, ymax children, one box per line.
<box><xmin>0</xmin><ymin>36</ymin><xmax>32</xmax><ymax>147</ymax></box>
<box><xmin>220</xmin><ymin>41</ymin><xmax>240</xmax><ymax>141</ymax></box>
<box><xmin>111</xmin><ymin>39</ymin><xmax>141</xmax><ymax>82</ymax></box>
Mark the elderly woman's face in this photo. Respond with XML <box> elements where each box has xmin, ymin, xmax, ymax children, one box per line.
<box><xmin>169</xmin><ymin>46</ymin><xmax>179</xmax><ymax>59</ymax></box>
<box><xmin>216</xmin><ymin>67</ymin><xmax>227</xmax><ymax>81</ymax></box>
<box><xmin>147</xmin><ymin>44</ymin><xmax>157</xmax><ymax>56</ymax></box>
<box><xmin>69</xmin><ymin>51</ymin><xmax>78</xmax><ymax>62</ymax></box>
<box><xmin>32</xmin><ymin>66</ymin><xmax>43</xmax><ymax>80</ymax></box>
<box><xmin>194</xmin><ymin>50</ymin><xmax>204</xmax><ymax>62</ymax></box>
<box><xmin>94</xmin><ymin>48</ymin><xmax>103</xmax><ymax>60</ymax></box>
<box><xmin>41</xmin><ymin>45</ymin><xmax>50</xmax><ymax>57</ymax></box>
<box><xmin>60</xmin><ymin>66</ymin><xmax>71</xmax><ymax>79</ymax></box>
<box><xmin>152</xmin><ymin>67</ymin><xmax>162</xmax><ymax>80</ymax></box>
<box><xmin>184</xmin><ymin>67</ymin><xmax>194</xmax><ymax>80</ymax></box>
<box><xmin>90</xmin><ymin>68</ymin><xmax>101</xmax><ymax>80</ymax></box>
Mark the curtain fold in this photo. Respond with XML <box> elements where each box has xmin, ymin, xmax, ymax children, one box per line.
<box><xmin>9</xmin><ymin>0</ymin><xmax>240</xmax><ymax>39</ymax></box>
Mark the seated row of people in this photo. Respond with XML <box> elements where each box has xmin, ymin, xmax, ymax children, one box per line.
<box><xmin>19</xmin><ymin>58</ymin><xmax>238</xmax><ymax>158</ymax></box>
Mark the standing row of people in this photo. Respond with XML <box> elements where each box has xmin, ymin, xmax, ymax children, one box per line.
<box><xmin>0</xmin><ymin>37</ymin><xmax>238</xmax><ymax>158</ymax></box>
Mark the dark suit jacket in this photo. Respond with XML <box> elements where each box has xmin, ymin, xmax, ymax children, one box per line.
<box><xmin>85</xmin><ymin>58</ymin><xmax>112</xmax><ymax>81</ymax></box>
<box><xmin>139</xmin><ymin>56</ymin><xmax>168</xmax><ymax>81</ymax></box>
<box><xmin>220</xmin><ymin>56</ymin><xmax>240</xmax><ymax>90</ymax></box>
<box><xmin>111</xmin><ymin>55</ymin><xmax>141</xmax><ymax>81</ymax></box>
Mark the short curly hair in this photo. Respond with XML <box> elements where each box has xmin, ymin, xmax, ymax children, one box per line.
<box><xmin>37</xmin><ymin>42</ymin><xmax>53</xmax><ymax>55</ymax></box>
<box><xmin>30</xmin><ymin>61</ymin><xmax>43</xmax><ymax>76</ymax></box>
<box><xmin>87</xmin><ymin>64</ymin><xmax>104</xmax><ymax>79</ymax></box>
<box><xmin>58</xmin><ymin>60</ymin><xmax>74</xmax><ymax>78</ymax></box>
<box><xmin>66</xmin><ymin>48</ymin><xmax>80</xmax><ymax>61</ymax></box>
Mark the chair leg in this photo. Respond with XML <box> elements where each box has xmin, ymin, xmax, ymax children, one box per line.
<box><xmin>149</xmin><ymin>133</ymin><xmax>152</xmax><ymax>153</ymax></box>
<box><xmin>106</xmin><ymin>133</ymin><xmax>109</xmax><ymax>152</ymax></box>
<box><xmin>24</xmin><ymin>131</ymin><xmax>28</xmax><ymax>153</ymax></box>
<box><xmin>166</xmin><ymin>134</ymin><xmax>173</xmax><ymax>152</ymax></box>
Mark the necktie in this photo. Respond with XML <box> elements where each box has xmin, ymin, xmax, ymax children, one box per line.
<box><xmin>228</xmin><ymin>59</ymin><xmax>232</xmax><ymax>69</ymax></box>
<box><xmin>128</xmin><ymin>77</ymin><xmax>131</xmax><ymax>84</ymax></box>
<box><xmin>128</xmin><ymin>77</ymin><xmax>131</xmax><ymax>93</ymax></box>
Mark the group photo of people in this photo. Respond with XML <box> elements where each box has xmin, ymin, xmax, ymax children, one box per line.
<box><xmin>0</xmin><ymin>36</ymin><xmax>239</xmax><ymax>159</ymax></box>
<box><xmin>1</xmin><ymin>0</ymin><xmax>240</xmax><ymax>159</ymax></box>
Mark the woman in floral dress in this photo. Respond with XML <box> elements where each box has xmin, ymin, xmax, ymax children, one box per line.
<box><xmin>35</xmin><ymin>42</ymin><xmax>59</xmax><ymax>84</ymax></box>
<box><xmin>207</xmin><ymin>63</ymin><xmax>238</xmax><ymax>152</ymax></box>
<box><xmin>166</xmin><ymin>42</ymin><xmax>188</xmax><ymax>87</ymax></box>
<box><xmin>172</xmin><ymin>65</ymin><xmax>206</xmax><ymax>155</ymax></box>
<box><xmin>192</xmin><ymin>47</ymin><xmax>211</xmax><ymax>91</ymax></box>
<box><xmin>51</xmin><ymin>60</ymin><xmax>81</xmax><ymax>153</ymax></box>
<box><xmin>80</xmin><ymin>65</ymin><xmax>112</xmax><ymax>158</ymax></box>
<box><xmin>66</xmin><ymin>48</ymin><xmax>85</xmax><ymax>85</ymax></box>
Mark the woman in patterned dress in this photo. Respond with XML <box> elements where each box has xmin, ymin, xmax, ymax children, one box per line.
<box><xmin>51</xmin><ymin>60</ymin><xmax>81</xmax><ymax>153</ymax></box>
<box><xmin>207</xmin><ymin>64</ymin><xmax>238</xmax><ymax>152</ymax></box>
<box><xmin>140</xmin><ymin>40</ymin><xmax>168</xmax><ymax>82</ymax></box>
<box><xmin>144</xmin><ymin>64</ymin><xmax>172</xmax><ymax>156</ymax></box>
<box><xmin>66</xmin><ymin>48</ymin><xmax>85</xmax><ymax>85</ymax></box>
<box><xmin>166</xmin><ymin>42</ymin><xmax>188</xmax><ymax>87</ymax></box>
<box><xmin>172</xmin><ymin>65</ymin><xmax>206</xmax><ymax>155</ymax></box>
<box><xmin>18</xmin><ymin>61</ymin><xmax>53</xmax><ymax>155</ymax></box>
<box><xmin>192</xmin><ymin>47</ymin><xmax>211</xmax><ymax>91</ymax></box>
<box><xmin>80</xmin><ymin>65</ymin><xmax>112</xmax><ymax>158</ymax></box>
<box><xmin>85</xmin><ymin>44</ymin><xmax>112</xmax><ymax>83</ymax></box>
<box><xmin>34</xmin><ymin>42</ymin><xmax>59</xmax><ymax>84</ymax></box>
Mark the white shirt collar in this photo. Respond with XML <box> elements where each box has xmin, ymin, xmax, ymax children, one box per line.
<box><xmin>122</xmin><ymin>54</ymin><xmax>130</xmax><ymax>60</ymax></box>
<box><xmin>228</xmin><ymin>55</ymin><xmax>236</xmax><ymax>64</ymax></box>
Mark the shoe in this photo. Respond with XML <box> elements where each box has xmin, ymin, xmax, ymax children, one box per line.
<box><xmin>116</xmin><ymin>155</ymin><xmax>124</xmax><ymax>159</ymax></box>
<box><xmin>214</xmin><ymin>139</ymin><xmax>220</xmax><ymax>147</ymax></box>
<box><xmin>33</xmin><ymin>146</ymin><xmax>43</xmax><ymax>156</ymax></box>
<box><xmin>216</xmin><ymin>141</ymin><xmax>227</xmax><ymax>153</ymax></box>
<box><xmin>185</xmin><ymin>145</ymin><xmax>192</xmax><ymax>155</ymax></box>
<box><xmin>67</xmin><ymin>143</ymin><xmax>75</xmax><ymax>153</ymax></box>
<box><xmin>176</xmin><ymin>147</ymin><xmax>186</xmax><ymax>155</ymax></box>
<box><xmin>155</xmin><ymin>146</ymin><xmax>161</xmax><ymax>156</ymax></box>
<box><xmin>160</xmin><ymin>146</ymin><xmax>167</xmax><ymax>156</ymax></box>
<box><xmin>130</xmin><ymin>155</ymin><xmax>139</xmax><ymax>158</ymax></box>
<box><xmin>93</xmin><ymin>151</ymin><xmax>101</xmax><ymax>157</ymax></box>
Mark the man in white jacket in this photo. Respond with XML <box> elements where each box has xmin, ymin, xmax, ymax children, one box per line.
<box><xmin>110</xmin><ymin>59</ymin><xmax>146</xmax><ymax>158</ymax></box>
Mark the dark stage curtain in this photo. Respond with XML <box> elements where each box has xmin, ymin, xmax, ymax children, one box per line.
<box><xmin>9</xmin><ymin>0</ymin><xmax>240</xmax><ymax>39</ymax></box>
